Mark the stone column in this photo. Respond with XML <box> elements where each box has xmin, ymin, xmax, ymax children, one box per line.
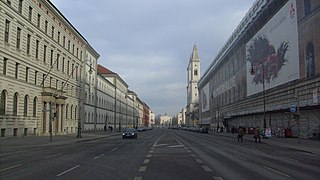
<box><xmin>61</xmin><ymin>105</ymin><xmax>64</xmax><ymax>134</ymax></box>
<box><xmin>56</xmin><ymin>104</ymin><xmax>61</xmax><ymax>134</ymax></box>
<box><xmin>45</xmin><ymin>102</ymin><xmax>50</xmax><ymax>135</ymax></box>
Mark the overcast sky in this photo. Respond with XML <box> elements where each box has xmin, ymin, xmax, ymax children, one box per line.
<box><xmin>51</xmin><ymin>0</ymin><xmax>255</xmax><ymax>116</ymax></box>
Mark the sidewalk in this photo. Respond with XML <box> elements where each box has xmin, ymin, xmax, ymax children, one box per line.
<box><xmin>0</xmin><ymin>131</ymin><xmax>122</xmax><ymax>147</ymax></box>
<box><xmin>212</xmin><ymin>131</ymin><xmax>320</xmax><ymax>156</ymax></box>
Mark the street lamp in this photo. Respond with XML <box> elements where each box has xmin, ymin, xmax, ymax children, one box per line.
<box><xmin>76</xmin><ymin>61</ymin><xmax>93</xmax><ymax>138</ymax></box>
<box><xmin>250</xmin><ymin>62</ymin><xmax>266</xmax><ymax>130</ymax></box>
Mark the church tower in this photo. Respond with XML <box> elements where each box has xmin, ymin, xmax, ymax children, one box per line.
<box><xmin>186</xmin><ymin>44</ymin><xmax>200</xmax><ymax>126</ymax></box>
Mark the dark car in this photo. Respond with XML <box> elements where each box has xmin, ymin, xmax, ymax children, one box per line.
<box><xmin>122</xmin><ymin>128</ymin><xmax>137</xmax><ymax>139</ymax></box>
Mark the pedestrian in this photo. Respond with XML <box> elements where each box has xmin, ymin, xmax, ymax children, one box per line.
<box><xmin>104</xmin><ymin>125</ymin><xmax>107</xmax><ymax>132</ymax></box>
<box><xmin>254</xmin><ymin>126</ymin><xmax>261</xmax><ymax>143</ymax></box>
<box><xmin>238</xmin><ymin>127</ymin><xmax>244</xmax><ymax>142</ymax></box>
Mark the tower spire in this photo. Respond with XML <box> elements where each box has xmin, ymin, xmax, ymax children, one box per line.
<box><xmin>191</xmin><ymin>43</ymin><xmax>200</xmax><ymax>61</ymax></box>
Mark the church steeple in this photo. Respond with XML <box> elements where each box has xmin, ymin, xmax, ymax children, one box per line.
<box><xmin>190</xmin><ymin>43</ymin><xmax>200</xmax><ymax>61</ymax></box>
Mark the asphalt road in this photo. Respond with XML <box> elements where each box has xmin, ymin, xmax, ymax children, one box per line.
<box><xmin>1</xmin><ymin>128</ymin><xmax>319</xmax><ymax>180</ymax></box>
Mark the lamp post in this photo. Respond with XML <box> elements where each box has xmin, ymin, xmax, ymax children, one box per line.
<box><xmin>250</xmin><ymin>62</ymin><xmax>266</xmax><ymax>130</ymax></box>
<box><xmin>76</xmin><ymin>60</ymin><xmax>93</xmax><ymax>138</ymax></box>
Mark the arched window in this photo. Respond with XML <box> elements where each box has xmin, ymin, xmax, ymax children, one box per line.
<box><xmin>304</xmin><ymin>0</ymin><xmax>311</xmax><ymax>16</ymax></box>
<box><xmin>24</xmin><ymin>95</ymin><xmax>29</xmax><ymax>116</ymax></box>
<box><xmin>66</xmin><ymin>104</ymin><xmax>69</xmax><ymax>119</ymax></box>
<box><xmin>13</xmin><ymin>93</ymin><xmax>19</xmax><ymax>116</ymax></box>
<box><xmin>88</xmin><ymin>112</ymin><xmax>90</xmax><ymax>123</ymax></box>
<box><xmin>194</xmin><ymin>69</ymin><xmax>198</xmax><ymax>76</ymax></box>
<box><xmin>0</xmin><ymin>90</ymin><xmax>7</xmax><ymax>115</ymax></box>
<box><xmin>33</xmin><ymin>97</ymin><xmax>37</xmax><ymax>117</ymax></box>
<box><xmin>306</xmin><ymin>42</ymin><xmax>315</xmax><ymax>78</ymax></box>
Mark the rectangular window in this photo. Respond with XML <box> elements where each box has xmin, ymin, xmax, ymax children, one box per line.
<box><xmin>18</xmin><ymin>0</ymin><xmax>23</xmax><ymax>14</ymax></box>
<box><xmin>57</xmin><ymin>31</ymin><xmax>60</xmax><ymax>43</ymax></box>
<box><xmin>56</xmin><ymin>80</ymin><xmax>58</xmax><ymax>89</ymax></box>
<box><xmin>56</xmin><ymin>54</ymin><xmax>60</xmax><ymax>70</ymax></box>
<box><xmin>71</xmin><ymin>64</ymin><xmax>74</xmax><ymax>78</ymax></box>
<box><xmin>80</xmin><ymin>51</ymin><xmax>82</xmax><ymax>60</ymax></box>
<box><xmin>67</xmin><ymin>61</ymin><xmax>70</xmax><ymax>75</ymax></box>
<box><xmin>72</xmin><ymin>44</ymin><xmax>75</xmax><ymax>54</ymax></box>
<box><xmin>68</xmin><ymin>40</ymin><xmax>70</xmax><ymax>51</ymax></box>
<box><xmin>25</xmin><ymin>67</ymin><xmax>29</xmax><ymax>82</ymax></box>
<box><xmin>7</xmin><ymin>0</ymin><xmax>11</xmax><ymax>5</ymax></box>
<box><xmin>35</xmin><ymin>40</ymin><xmax>39</xmax><ymax>59</ymax></box>
<box><xmin>45</xmin><ymin>20</ymin><xmax>48</xmax><ymax>33</ymax></box>
<box><xmin>62</xmin><ymin>57</ymin><xmax>65</xmax><ymax>73</ymax></box>
<box><xmin>15</xmin><ymin>63</ymin><xmax>19</xmax><ymax>79</ymax></box>
<box><xmin>42</xmin><ymin>74</ymin><xmax>45</xmax><ymax>86</ymax></box>
<box><xmin>43</xmin><ymin>45</ymin><xmax>47</xmax><ymax>63</ymax></box>
<box><xmin>27</xmin><ymin>34</ymin><xmax>31</xmax><ymax>54</ymax></box>
<box><xmin>50</xmin><ymin>50</ymin><xmax>53</xmax><ymax>66</ymax></box>
<box><xmin>37</xmin><ymin>14</ymin><xmax>41</xmax><ymax>28</ymax></box>
<box><xmin>34</xmin><ymin>70</ymin><xmax>37</xmax><ymax>85</ymax></box>
<box><xmin>28</xmin><ymin>6</ymin><xmax>32</xmax><ymax>21</ymax></box>
<box><xmin>50</xmin><ymin>77</ymin><xmax>52</xmax><ymax>87</ymax></box>
<box><xmin>76</xmin><ymin>48</ymin><xmax>79</xmax><ymax>58</ymax></box>
<box><xmin>63</xmin><ymin>36</ymin><xmax>65</xmax><ymax>47</ymax></box>
<box><xmin>3</xmin><ymin>58</ymin><xmax>8</xmax><ymax>75</ymax></box>
<box><xmin>51</xmin><ymin>26</ymin><xmax>54</xmax><ymax>39</ymax></box>
<box><xmin>4</xmin><ymin>20</ymin><xmax>10</xmax><ymax>43</ymax></box>
<box><xmin>16</xmin><ymin>27</ymin><xmax>21</xmax><ymax>49</ymax></box>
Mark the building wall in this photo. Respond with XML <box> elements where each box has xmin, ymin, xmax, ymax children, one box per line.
<box><xmin>199</xmin><ymin>0</ymin><xmax>320</xmax><ymax>137</ymax></box>
<box><xmin>0</xmin><ymin>0</ymin><xmax>95</xmax><ymax>137</ymax></box>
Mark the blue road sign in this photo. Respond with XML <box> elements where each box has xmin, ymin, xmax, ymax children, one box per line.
<box><xmin>290</xmin><ymin>105</ymin><xmax>297</xmax><ymax>113</ymax></box>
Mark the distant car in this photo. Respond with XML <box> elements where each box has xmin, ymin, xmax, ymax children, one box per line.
<box><xmin>122</xmin><ymin>128</ymin><xmax>137</xmax><ymax>139</ymax></box>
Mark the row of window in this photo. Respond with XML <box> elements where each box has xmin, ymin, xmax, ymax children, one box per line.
<box><xmin>5</xmin><ymin>0</ymin><xmax>83</xmax><ymax>61</ymax></box>
<box><xmin>2</xmin><ymin>57</ymin><xmax>79</xmax><ymax>96</ymax></box>
<box><xmin>4</xmin><ymin>19</ymin><xmax>82</xmax><ymax>81</ymax></box>
<box><xmin>0</xmin><ymin>90</ymin><xmax>37</xmax><ymax>117</ymax></box>
<box><xmin>0</xmin><ymin>90</ymin><xmax>79</xmax><ymax>120</ymax></box>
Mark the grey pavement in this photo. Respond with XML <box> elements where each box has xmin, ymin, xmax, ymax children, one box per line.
<box><xmin>212</xmin><ymin>131</ymin><xmax>320</xmax><ymax>156</ymax></box>
<box><xmin>0</xmin><ymin>130</ymin><xmax>122</xmax><ymax>147</ymax></box>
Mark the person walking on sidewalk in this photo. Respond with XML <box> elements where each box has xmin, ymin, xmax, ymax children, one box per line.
<box><xmin>238</xmin><ymin>127</ymin><xmax>244</xmax><ymax>142</ymax></box>
<box><xmin>254</xmin><ymin>126</ymin><xmax>261</xmax><ymax>143</ymax></box>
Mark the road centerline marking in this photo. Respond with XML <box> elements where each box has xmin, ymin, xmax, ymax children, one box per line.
<box><xmin>44</xmin><ymin>153</ymin><xmax>63</xmax><ymax>159</ymax></box>
<box><xmin>143</xmin><ymin>159</ymin><xmax>150</xmax><ymax>164</ymax></box>
<box><xmin>202</xmin><ymin>166</ymin><xmax>213</xmax><ymax>172</ymax></box>
<box><xmin>133</xmin><ymin>176</ymin><xmax>142</xmax><ymax>180</ymax></box>
<box><xmin>146</xmin><ymin>154</ymin><xmax>152</xmax><ymax>158</ymax></box>
<box><xmin>139</xmin><ymin>166</ymin><xmax>147</xmax><ymax>172</ymax></box>
<box><xmin>56</xmin><ymin>165</ymin><xmax>80</xmax><ymax>177</ymax></box>
<box><xmin>0</xmin><ymin>164</ymin><xmax>23</xmax><ymax>172</ymax></box>
<box><xmin>264</xmin><ymin>166</ymin><xmax>290</xmax><ymax>177</ymax></box>
<box><xmin>195</xmin><ymin>159</ymin><xmax>204</xmax><ymax>164</ymax></box>
<box><xmin>112</xmin><ymin>147</ymin><xmax>119</xmax><ymax>151</ymax></box>
<box><xmin>94</xmin><ymin>154</ymin><xmax>104</xmax><ymax>159</ymax></box>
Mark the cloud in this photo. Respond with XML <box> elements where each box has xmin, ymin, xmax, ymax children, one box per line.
<box><xmin>52</xmin><ymin>0</ymin><xmax>255</xmax><ymax>115</ymax></box>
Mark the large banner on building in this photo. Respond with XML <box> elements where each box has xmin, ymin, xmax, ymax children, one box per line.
<box><xmin>246</xmin><ymin>0</ymin><xmax>299</xmax><ymax>96</ymax></box>
<box><xmin>200</xmin><ymin>83</ymin><xmax>210</xmax><ymax>112</ymax></box>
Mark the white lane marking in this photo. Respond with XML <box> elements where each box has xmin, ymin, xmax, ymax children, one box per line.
<box><xmin>195</xmin><ymin>159</ymin><xmax>204</xmax><ymax>164</ymax></box>
<box><xmin>94</xmin><ymin>154</ymin><xmax>104</xmax><ymax>159</ymax></box>
<box><xmin>302</xmin><ymin>152</ymin><xmax>319</xmax><ymax>157</ymax></box>
<box><xmin>44</xmin><ymin>153</ymin><xmax>63</xmax><ymax>159</ymax></box>
<box><xmin>56</xmin><ymin>165</ymin><xmax>80</xmax><ymax>177</ymax></box>
<box><xmin>168</xmin><ymin>145</ymin><xmax>185</xmax><ymax>148</ymax></box>
<box><xmin>190</xmin><ymin>154</ymin><xmax>197</xmax><ymax>157</ymax></box>
<box><xmin>0</xmin><ymin>164</ymin><xmax>23</xmax><ymax>172</ymax></box>
<box><xmin>0</xmin><ymin>152</ymin><xmax>13</xmax><ymax>157</ymax></box>
<box><xmin>133</xmin><ymin>176</ymin><xmax>142</xmax><ymax>180</ymax></box>
<box><xmin>184</xmin><ymin>147</ymin><xmax>189</xmax><ymax>150</ymax></box>
<box><xmin>280</xmin><ymin>156</ymin><xmax>299</xmax><ymax>162</ymax></box>
<box><xmin>154</xmin><ymin>144</ymin><xmax>169</xmax><ymax>147</ymax></box>
<box><xmin>146</xmin><ymin>154</ymin><xmax>152</xmax><ymax>158</ymax></box>
<box><xmin>149</xmin><ymin>150</ymin><xmax>154</xmax><ymax>153</ymax></box>
<box><xmin>264</xmin><ymin>166</ymin><xmax>290</xmax><ymax>177</ymax></box>
<box><xmin>234</xmin><ymin>155</ymin><xmax>247</xmax><ymax>161</ymax></box>
<box><xmin>139</xmin><ymin>166</ymin><xmax>147</xmax><ymax>172</ymax></box>
<box><xmin>143</xmin><ymin>159</ymin><xmax>150</xmax><ymax>164</ymax></box>
<box><xmin>152</xmin><ymin>134</ymin><xmax>166</xmax><ymax>147</ymax></box>
<box><xmin>213</xmin><ymin>176</ymin><xmax>223</xmax><ymax>180</ymax></box>
<box><xmin>187</xmin><ymin>150</ymin><xmax>192</xmax><ymax>153</ymax></box>
<box><xmin>112</xmin><ymin>147</ymin><xmax>119</xmax><ymax>151</ymax></box>
<box><xmin>202</xmin><ymin>166</ymin><xmax>213</xmax><ymax>172</ymax></box>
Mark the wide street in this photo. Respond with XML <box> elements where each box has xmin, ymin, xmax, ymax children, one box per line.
<box><xmin>1</xmin><ymin>128</ymin><xmax>319</xmax><ymax>180</ymax></box>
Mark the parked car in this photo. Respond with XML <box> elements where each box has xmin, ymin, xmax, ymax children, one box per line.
<box><xmin>122</xmin><ymin>128</ymin><xmax>137</xmax><ymax>139</ymax></box>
